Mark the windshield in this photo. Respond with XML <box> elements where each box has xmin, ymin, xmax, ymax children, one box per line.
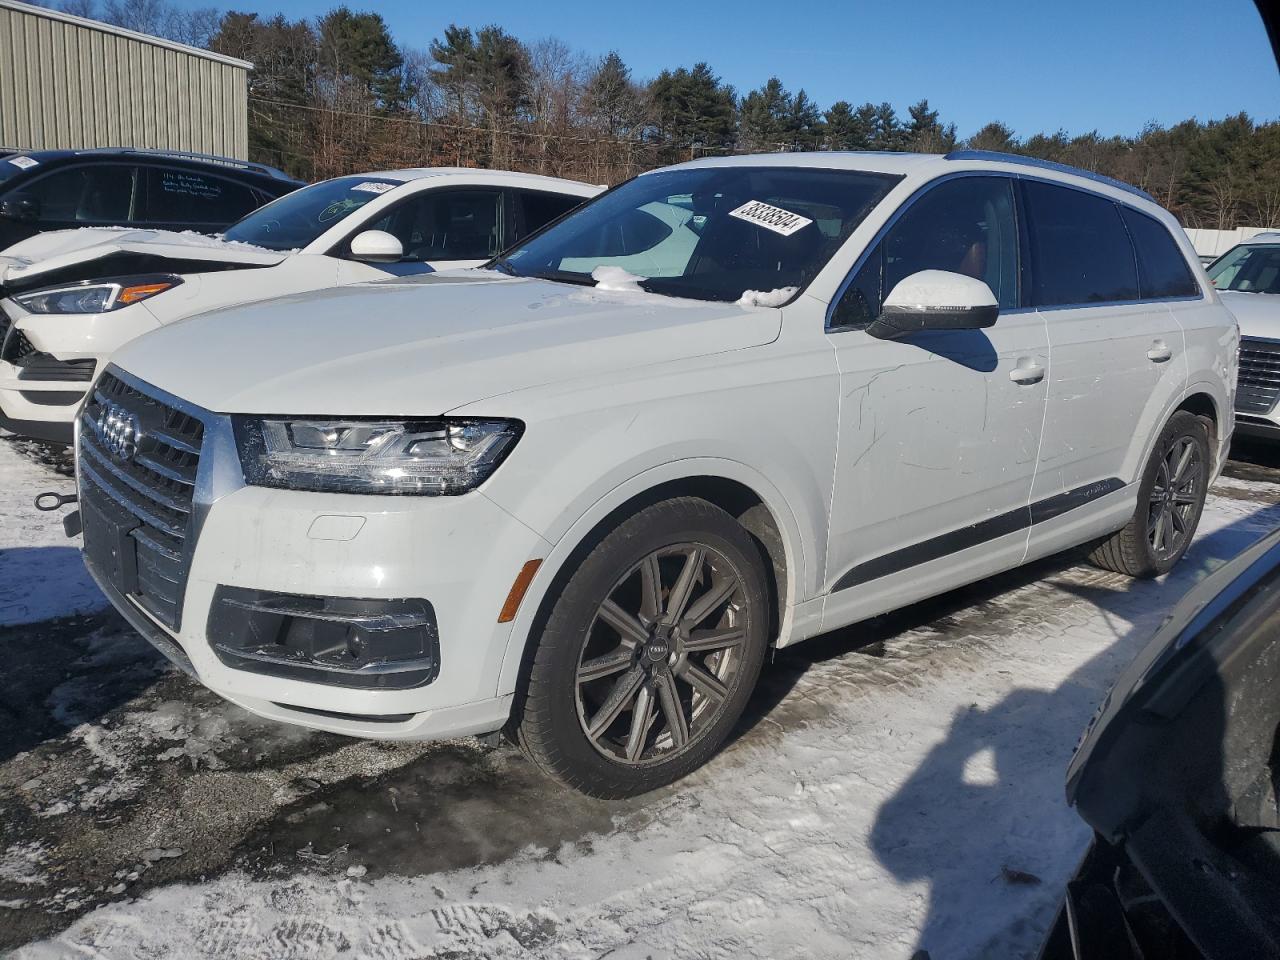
<box><xmin>494</xmin><ymin>166</ymin><xmax>901</xmax><ymax>304</ymax></box>
<box><xmin>223</xmin><ymin>176</ymin><xmax>400</xmax><ymax>251</ymax></box>
<box><xmin>1207</xmin><ymin>243</ymin><xmax>1280</xmax><ymax>294</ymax></box>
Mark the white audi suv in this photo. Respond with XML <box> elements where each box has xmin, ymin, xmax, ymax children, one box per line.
<box><xmin>70</xmin><ymin>150</ymin><xmax>1235</xmax><ymax>797</ymax></box>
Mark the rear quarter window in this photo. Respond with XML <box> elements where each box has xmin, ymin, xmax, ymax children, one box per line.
<box><xmin>1023</xmin><ymin>180</ymin><xmax>1138</xmax><ymax>307</ymax></box>
<box><xmin>1119</xmin><ymin>207</ymin><xmax>1199</xmax><ymax>299</ymax></box>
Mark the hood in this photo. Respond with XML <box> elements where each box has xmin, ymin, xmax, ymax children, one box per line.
<box><xmin>110</xmin><ymin>272</ymin><xmax>784</xmax><ymax>415</ymax></box>
<box><xmin>1218</xmin><ymin>290</ymin><xmax>1280</xmax><ymax>339</ymax></box>
<box><xmin>0</xmin><ymin>228</ymin><xmax>287</xmax><ymax>288</ymax></box>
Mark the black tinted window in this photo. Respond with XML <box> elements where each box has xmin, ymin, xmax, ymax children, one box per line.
<box><xmin>22</xmin><ymin>164</ymin><xmax>137</xmax><ymax>223</ymax></box>
<box><xmin>144</xmin><ymin>167</ymin><xmax>258</xmax><ymax>225</ymax></box>
<box><xmin>369</xmin><ymin>189</ymin><xmax>503</xmax><ymax>261</ymax></box>
<box><xmin>1024</xmin><ymin>181</ymin><xmax>1138</xmax><ymax>306</ymax></box>
<box><xmin>517</xmin><ymin>191</ymin><xmax>583</xmax><ymax>238</ymax></box>
<box><xmin>1120</xmin><ymin>207</ymin><xmax>1199</xmax><ymax>298</ymax></box>
<box><xmin>832</xmin><ymin>176</ymin><xmax>1019</xmax><ymax>328</ymax></box>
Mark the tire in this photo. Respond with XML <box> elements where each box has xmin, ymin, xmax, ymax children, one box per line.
<box><xmin>510</xmin><ymin>497</ymin><xmax>770</xmax><ymax>798</ymax></box>
<box><xmin>1089</xmin><ymin>410</ymin><xmax>1212</xmax><ymax>578</ymax></box>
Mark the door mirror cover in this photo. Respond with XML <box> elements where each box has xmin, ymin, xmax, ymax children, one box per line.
<box><xmin>868</xmin><ymin>270</ymin><xmax>999</xmax><ymax>340</ymax></box>
<box><xmin>348</xmin><ymin>229</ymin><xmax>404</xmax><ymax>264</ymax></box>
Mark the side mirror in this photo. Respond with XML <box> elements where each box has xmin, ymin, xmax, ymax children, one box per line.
<box><xmin>348</xmin><ymin>230</ymin><xmax>404</xmax><ymax>264</ymax></box>
<box><xmin>867</xmin><ymin>270</ymin><xmax>999</xmax><ymax>341</ymax></box>
<box><xmin>0</xmin><ymin>195</ymin><xmax>40</xmax><ymax>223</ymax></box>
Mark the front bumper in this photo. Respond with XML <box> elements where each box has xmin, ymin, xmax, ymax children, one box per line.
<box><xmin>1233</xmin><ymin>411</ymin><xmax>1280</xmax><ymax>441</ymax></box>
<box><xmin>78</xmin><ymin>368</ymin><xmax>552</xmax><ymax>740</ymax></box>
<box><xmin>0</xmin><ymin>297</ymin><xmax>158</xmax><ymax>444</ymax></box>
<box><xmin>108</xmin><ymin>482</ymin><xmax>549</xmax><ymax>738</ymax></box>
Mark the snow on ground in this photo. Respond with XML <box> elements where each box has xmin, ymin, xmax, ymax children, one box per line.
<box><xmin>0</xmin><ymin>440</ymin><xmax>104</xmax><ymax>626</ymax></box>
<box><xmin>2</xmin><ymin>435</ymin><xmax>1280</xmax><ymax>959</ymax></box>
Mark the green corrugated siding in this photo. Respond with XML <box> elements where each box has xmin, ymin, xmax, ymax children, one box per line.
<box><xmin>0</xmin><ymin>2</ymin><xmax>248</xmax><ymax>158</ymax></box>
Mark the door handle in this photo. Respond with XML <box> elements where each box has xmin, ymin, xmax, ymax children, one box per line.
<box><xmin>1009</xmin><ymin>363</ymin><xmax>1045</xmax><ymax>385</ymax></box>
<box><xmin>1147</xmin><ymin>341</ymin><xmax>1173</xmax><ymax>363</ymax></box>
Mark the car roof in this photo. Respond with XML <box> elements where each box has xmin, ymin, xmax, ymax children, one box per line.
<box><xmin>349</xmin><ymin>167</ymin><xmax>601</xmax><ymax>194</ymax></box>
<box><xmin>1243</xmin><ymin>231</ymin><xmax>1280</xmax><ymax>244</ymax></box>
<box><xmin>654</xmin><ymin>149</ymin><xmax>1159</xmax><ymax>207</ymax></box>
<box><xmin>1</xmin><ymin>147</ymin><xmax>301</xmax><ymax>186</ymax></box>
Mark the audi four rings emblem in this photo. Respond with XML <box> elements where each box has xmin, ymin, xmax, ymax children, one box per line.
<box><xmin>94</xmin><ymin>401</ymin><xmax>142</xmax><ymax>461</ymax></box>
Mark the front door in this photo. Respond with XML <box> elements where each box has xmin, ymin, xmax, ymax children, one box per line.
<box><xmin>822</xmin><ymin>174</ymin><xmax>1049</xmax><ymax>628</ymax></box>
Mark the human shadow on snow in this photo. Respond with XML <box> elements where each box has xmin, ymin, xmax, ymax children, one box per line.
<box><xmin>866</xmin><ymin>509</ymin><xmax>1280</xmax><ymax>960</ymax></box>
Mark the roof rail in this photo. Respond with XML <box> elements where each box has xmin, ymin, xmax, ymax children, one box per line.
<box><xmin>943</xmin><ymin>149</ymin><xmax>1156</xmax><ymax>203</ymax></box>
<box><xmin>82</xmin><ymin>148</ymin><xmax>297</xmax><ymax>182</ymax></box>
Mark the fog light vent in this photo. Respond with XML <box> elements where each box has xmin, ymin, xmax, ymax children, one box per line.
<box><xmin>207</xmin><ymin>587</ymin><xmax>440</xmax><ymax>689</ymax></box>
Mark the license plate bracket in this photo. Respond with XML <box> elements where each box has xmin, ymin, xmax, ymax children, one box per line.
<box><xmin>82</xmin><ymin>488</ymin><xmax>141</xmax><ymax>596</ymax></box>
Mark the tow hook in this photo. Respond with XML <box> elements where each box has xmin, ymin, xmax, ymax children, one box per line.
<box><xmin>35</xmin><ymin>491</ymin><xmax>82</xmax><ymax>538</ymax></box>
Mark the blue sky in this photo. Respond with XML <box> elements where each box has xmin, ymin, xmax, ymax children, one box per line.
<box><xmin>175</xmin><ymin>0</ymin><xmax>1279</xmax><ymax>138</ymax></box>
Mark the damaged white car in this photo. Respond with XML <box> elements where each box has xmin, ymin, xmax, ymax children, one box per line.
<box><xmin>0</xmin><ymin>168</ymin><xmax>599</xmax><ymax>442</ymax></box>
<box><xmin>68</xmin><ymin>151</ymin><xmax>1234</xmax><ymax>797</ymax></box>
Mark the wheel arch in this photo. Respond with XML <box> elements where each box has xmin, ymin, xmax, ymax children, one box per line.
<box><xmin>493</xmin><ymin>460</ymin><xmax>807</xmax><ymax>700</ymax></box>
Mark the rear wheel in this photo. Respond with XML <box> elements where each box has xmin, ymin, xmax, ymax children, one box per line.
<box><xmin>511</xmin><ymin>497</ymin><xmax>769</xmax><ymax>798</ymax></box>
<box><xmin>1090</xmin><ymin>411</ymin><xmax>1211</xmax><ymax>578</ymax></box>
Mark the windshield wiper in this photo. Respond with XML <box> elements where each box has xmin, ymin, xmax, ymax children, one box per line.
<box><xmin>528</xmin><ymin>269</ymin><xmax>598</xmax><ymax>288</ymax></box>
<box><xmin>488</xmin><ymin>256</ymin><xmax>517</xmax><ymax>276</ymax></box>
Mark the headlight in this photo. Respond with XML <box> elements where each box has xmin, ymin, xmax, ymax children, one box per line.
<box><xmin>233</xmin><ymin>417</ymin><xmax>523</xmax><ymax>495</ymax></box>
<box><xmin>13</xmin><ymin>275</ymin><xmax>181</xmax><ymax>314</ymax></box>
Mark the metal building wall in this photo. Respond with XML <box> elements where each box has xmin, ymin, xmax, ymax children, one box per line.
<box><xmin>0</xmin><ymin>1</ymin><xmax>250</xmax><ymax>158</ymax></box>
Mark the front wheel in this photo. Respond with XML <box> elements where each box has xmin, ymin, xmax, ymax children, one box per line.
<box><xmin>1089</xmin><ymin>410</ymin><xmax>1211</xmax><ymax>578</ymax></box>
<box><xmin>511</xmin><ymin>497</ymin><xmax>770</xmax><ymax>798</ymax></box>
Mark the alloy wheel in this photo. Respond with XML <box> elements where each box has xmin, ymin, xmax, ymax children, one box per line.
<box><xmin>1148</xmin><ymin>435</ymin><xmax>1203</xmax><ymax>561</ymax></box>
<box><xmin>575</xmin><ymin>543</ymin><xmax>749</xmax><ymax>766</ymax></box>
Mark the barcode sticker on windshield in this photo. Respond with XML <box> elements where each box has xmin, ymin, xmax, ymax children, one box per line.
<box><xmin>7</xmin><ymin>155</ymin><xmax>38</xmax><ymax>170</ymax></box>
<box><xmin>351</xmin><ymin>181</ymin><xmax>395</xmax><ymax>194</ymax></box>
<box><xmin>729</xmin><ymin>200</ymin><xmax>812</xmax><ymax>237</ymax></box>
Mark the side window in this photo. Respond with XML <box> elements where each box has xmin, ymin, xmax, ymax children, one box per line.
<box><xmin>1023</xmin><ymin>180</ymin><xmax>1138</xmax><ymax>306</ymax></box>
<box><xmin>1119</xmin><ymin>207</ymin><xmax>1199</xmax><ymax>299</ymax></box>
<box><xmin>143</xmin><ymin>167</ymin><xmax>258</xmax><ymax>226</ymax></box>
<box><xmin>368</xmin><ymin>189</ymin><xmax>504</xmax><ymax>261</ymax></box>
<box><xmin>515</xmin><ymin>190</ymin><xmax>583</xmax><ymax>240</ymax></box>
<box><xmin>21</xmin><ymin>164</ymin><xmax>138</xmax><ymax>223</ymax></box>
<box><xmin>831</xmin><ymin>176</ymin><xmax>1019</xmax><ymax>329</ymax></box>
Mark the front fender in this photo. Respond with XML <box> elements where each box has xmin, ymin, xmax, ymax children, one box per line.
<box><xmin>489</xmin><ymin>455</ymin><xmax>817</xmax><ymax>700</ymax></box>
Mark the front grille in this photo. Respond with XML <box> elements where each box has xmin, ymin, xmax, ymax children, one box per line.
<box><xmin>1236</xmin><ymin>338</ymin><xmax>1280</xmax><ymax>415</ymax></box>
<box><xmin>78</xmin><ymin>372</ymin><xmax>204</xmax><ymax>630</ymax></box>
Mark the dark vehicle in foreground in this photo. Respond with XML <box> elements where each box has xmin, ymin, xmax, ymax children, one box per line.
<box><xmin>1039</xmin><ymin>526</ymin><xmax>1280</xmax><ymax>959</ymax></box>
<box><xmin>0</xmin><ymin>148</ymin><xmax>301</xmax><ymax>250</ymax></box>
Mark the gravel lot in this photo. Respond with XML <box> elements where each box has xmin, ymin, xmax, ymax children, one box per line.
<box><xmin>3</xmin><ymin>435</ymin><xmax>1279</xmax><ymax>959</ymax></box>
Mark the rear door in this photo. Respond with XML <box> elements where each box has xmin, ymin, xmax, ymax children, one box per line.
<box><xmin>1021</xmin><ymin>180</ymin><xmax>1186</xmax><ymax>528</ymax></box>
<box><xmin>821</xmin><ymin>174</ymin><xmax>1050</xmax><ymax>626</ymax></box>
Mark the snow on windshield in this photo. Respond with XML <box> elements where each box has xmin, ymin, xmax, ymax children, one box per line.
<box><xmin>737</xmin><ymin>286</ymin><xmax>799</xmax><ymax>307</ymax></box>
<box><xmin>591</xmin><ymin>265</ymin><xmax>646</xmax><ymax>291</ymax></box>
